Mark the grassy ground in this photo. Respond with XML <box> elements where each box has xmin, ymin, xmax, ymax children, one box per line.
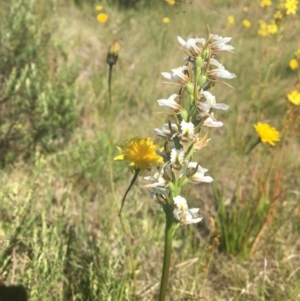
<box><xmin>0</xmin><ymin>0</ymin><xmax>300</xmax><ymax>300</ymax></box>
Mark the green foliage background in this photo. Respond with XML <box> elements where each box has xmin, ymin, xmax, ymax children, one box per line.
<box><xmin>0</xmin><ymin>0</ymin><xmax>79</xmax><ymax>167</ymax></box>
<box><xmin>0</xmin><ymin>0</ymin><xmax>299</xmax><ymax>300</ymax></box>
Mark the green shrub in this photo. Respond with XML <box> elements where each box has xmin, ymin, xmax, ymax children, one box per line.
<box><xmin>0</xmin><ymin>0</ymin><xmax>79</xmax><ymax>167</ymax></box>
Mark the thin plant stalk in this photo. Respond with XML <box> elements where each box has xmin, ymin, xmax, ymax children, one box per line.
<box><xmin>106</xmin><ymin>40</ymin><xmax>120</xmax><ymax>203</ymax></box>
<box><xmin>108</xmin><ymin>51</ymin><xmax>138</xmax><ymax>294</ymax></box>
<box><xmin>107</xmin><ymin>63</ymin><xmax>116</xmax><ymax>201</ymax></box>
<box><xmin>118</xmin><ymin>168</ymin><xmax>140</xmax><ymax>216</ymax></box>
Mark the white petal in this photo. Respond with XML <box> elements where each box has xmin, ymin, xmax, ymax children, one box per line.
<box><xmin>221</xmin><ymin>45</ymin><xmax>234</xmax><ymax>51</ymax></box>
<box><xmin>189</xmin><ymin>208</ymin><xmax>200</xmax><ymax>214</ymax></box>
<box><xmin>201</xmin><ymin>90</ymin><xmax>216</xmax><ymax>102</ymax></box>
<box><xmin>212</xmin><ymin>69</ymin><xmax>236</xmax><ymax>79</ymax></box>
<box><xmin>177</xmin><ymin>36</ymin><xmax>186</xmax><ymax>46</ymax></box>
<box><xmin>170</xmin><ymin>148</ymin><xmax>185</xmax><ymax>165</ymax></box>
<box><xmin>161</xmin><ymin>72</ymin><xmax>172</xmax><ymax>80</ymax></box>
<box><xmin>180</xmin><ymin>120</ymin><xmax>194</xmax><ymax>138</ymax></box>
<box><xmin>210</xmin><ymin>58</ymin><xmax>225</xmax><ymax>69</ymax></box>
<box><xmin>195</xmin><ymin>37</ymin><xmax>205</xmax><ymax>45</ymax></box>
<box><xmin>214</xmin><ymin>103</ymin><xmax>229</xmax><ymax>110</ymax></box>
<box><xmin>202</xmin><ymin>117</ymin><xmax>223</xmax><ymax>127</ymax></box>
<box><xmin>185</xmin><ymin>217</ymin><xmax>202</xmax><ymax>224</ymax></box>
<box><xmin>191</xmin><ymin>175</ymin><xmax>213</xmax><ymax>183</ymax></box>
<box><xmin>199</xmin><ymin>103</ymin><xmax>210</xmax><ymax>111</ymax></box>
<box><xmin>173</xmin><ymin>195</ymin><xmax>188</xmax><ymax>209</ymax></box>
<box><xmin>188</xmin><ymin>162</ymin><xmax>208</xmax><ymax>173</ymax></box>
<box><xmin>154</xmin><ymin>123</ymin><xmax>178</xmax><ymax>139</ymax></box>
<box><xmin>157</xmin><ymin>94</ymin><xmax>181</xmax><ymax>110</ymax></box>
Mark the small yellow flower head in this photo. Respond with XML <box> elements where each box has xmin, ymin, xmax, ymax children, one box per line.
<box><xmin>162</xmin><ymin>17</ymin><xmax>170</xmax><ymax>24</ymax></box>
<box><xmin>254</xmin><ymin>122</ymin><xmax>280</xmax><ymax>146</ymax></box>
<box><xmin>165</xmin><ymin>0</ymin><xmax>176</xmax><ymax>5</ymax></box>
<box><xmin>287</xmin><ymin>90</ymin><xmax>300</xmax><ymax>105</ymax></box>
<box><xmin>95</xmin><ymin>5</ymin><xmax>103</xmax><ymax>11</ymax></box>
<box><xmin>106</xmin><ymin>40</ymin><xmax>121</xmax><ymax>66</ymax></box>
<box><xmin>267</xmin><ymin>21</ymin><xmax>278</xmax><ymax>34</ymax></box>
<box><xmin>243</xmin><ymin>19</ymin><xmax>251</xmax><ymax>27</ymax></box>
<box><xmin>285</xmin><ymin>0</ymin><xmax>298</xmax><ymax>15</ymax></box>
<box><xmin>258</xmin><ymin>21</ymin><xmax>268</xmax><ymax>36</ymax></box>
<box><xmin>227</xmin><ymin>15</ymin><xmax>235</xmax><ymax>26</ymax></box>
<box><xmin>243</xmin><ymin>6</ymin><xmax>249</xmax><ymax>12</ymax></box>
<box><xmin>260</xmin><ymin>0</ymin><xmax>272</xmax><ymax>7</ymax></box>
<box><xmin>274</xmin><ymin>10</ymin><xmax>283</xmax><ymax>20</ymax></box>
<box><xmin>289</xmin><ymin>58</ymin><xmax>299</xmax><ymax>70</ymax></box>
<box><xmin>110</xmin><ymin>40</ymin><xmax>120</xmax><ymax>56</ymax></box>
<box><xmin>114</xmin><ymin>137</ymin><xmax>163</xmax><ymax>173</ymax></box>
<box><xmin>295</xmin><ymin>49</ymin><xmax>300</xmax><ymax>60</ymax></box>
<box><xmin>97</xmin><ymin>13</ymin><xmax>108</xmax><ymax>23</ymax></box>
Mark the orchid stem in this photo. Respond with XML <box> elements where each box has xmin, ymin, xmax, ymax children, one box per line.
<box><xmin>159</xmin><ymin>208</ymin><xmax>177</xmax><ymax>301</ymax></box>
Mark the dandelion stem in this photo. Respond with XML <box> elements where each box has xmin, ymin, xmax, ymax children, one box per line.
<box><xmin>159</xmin><ymin>208</ymin><xmax>177</xmax><ymax>301</ymax></box>
<box><xmin>118</xmin><ymin>168</ymin><xmax>140</xmax><ymax>216</ymax></box>
<box><xmin>245</xmin><ymin>137</ymin><xmax>261</xmax><ymax>155</ymax></box>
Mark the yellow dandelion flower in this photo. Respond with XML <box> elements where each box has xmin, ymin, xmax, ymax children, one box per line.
<box><xmin>114</xmin><ymin>137</ymin><xmax>163</xmax><ymax>173</ymax></box>
<box><xmin>254</xmin><ymin>122</ymin><xmax>280</xmax><ymax>146</ymax></box>
<box><xmin>95</xmin><ymin>5</ymin><xmax>103</xmax><ymax>11</ymax></box>
<box><xmin>97</xmin><ymin>13</ymin><xmax>108</xmax><ymax>23</ymax></box>
<box><xmin>260</xmin><ymin>0</ymin><xmax>272</xmax><ymax>7</ymax></box>
<box><xmin>243</xmin><ymin>6</ymin><xmax>249</xmax><ymax>12</ymax></box>
<box><xmin>227</xmin><ymin>15</ymin><xmax>235</xmax><ymax>26</ymax></box>
<box><xmin>287</xmin><ymin>90</ymin><xmax>300</xmax><ymax>105</ymax></box>
<box><xmin>165</xmin><ymin>0</ymin><xmax>175</xmax><ymax>5</ymax></box>
<box><xmin>162</xmin><ymin>17</ymin><xmax>170</xmax><ymax>24</ymax></box>
<box><xmin>285</xmin><ymin>0</ymin><xmax>298</xmax><ymax>15</ymax></box>
<box><xmin>289</xmin><ymin>58</ymin><xmax>299</xmax><ymax>70</ymax></box>
<box><xmin>243</xmin><ymin>19</ymin><xmax>251</xmax><ymax>27</ymax></box>
<box><xmin>295</xmin><ymin>49</ymin><xmax>300</xmax><ymax>60</ymax></box>
<box><xmin>258</xmin><ymin>21</ymin><xmax>268</xmax><ymax>36</ymax></box>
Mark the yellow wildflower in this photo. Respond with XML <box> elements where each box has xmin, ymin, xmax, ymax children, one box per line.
<box><xmin>260</xmin><ymin>0</ymin><xmax>272</xmax><ymax>7</ymax></box>
<box><xmin>287</xmin><ymin>90</ymin><xmax>300</xmax><ymax>105</ymax></box>
<box><xmin>274</xmin><ymin>10</ymin><xmax>283</xmax><ymax>20</ymax></box>
<box><xmin>267</xmin><ymin>21</ymin><xmax>278</xmax><ymax>34</ymax></box>
<box><xmin>114</xmin><ymin>137</ymin><xmax>163</xmax><ymax>173</ymax></box>
<box><xmin>243</xmin><ymin>6</ymin><xmax>249</xmax><ymax>12</ymax></box>
<box><xmin>162</xmin><ymin>17</ymin><xmax>170</xmax><ymax>24</ymax></box>
<box><xmin>254</xmin><ymin>123</ymin><xmax>280</xmax><ymax>146</ymax></box>
<box><xmin>97</xmin><ymin>13</ymin><xmax>108</xmax><ymax>23</ymax></box>
<box><xmin>289</xmin><ymin>59</ymin><xmax>299</xmax><ymax>70</ymax></box>
<box><xmin>258</xmin><ymin>21</ymin><xmax>268</xmax><ymax>36</ymax></box>
<box><xmin>285</xmin><ymin>0</ymin><xmax>298</xmax><ymax>15</ymax></box>
<box><xmin>243</xmin><ymin>19</ymin><xmax>251</xmax><ymax>27</ymax></box>
<box><xmin>106</xmin><ymin>40</ymin><xmax>120</xmax><ymax>66</ymax></box>
<box><xmin>295</xmin><ymin>49</ymin><xmax>300</xmax><ymax>60</ymax></box>
<box><xmin>165</xmin><ymin>0</ymin><xmax>175</xmax><ymax>5</ymax></box>
<box><xmin>227</xmin><ymin>15</ymin><xmax>235</xmax><ymax>26</ymax></box>
<box><xmin>95</xmin><ymin>5</ymin><xmax>103</xmax><ymax>11</ymax></box>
